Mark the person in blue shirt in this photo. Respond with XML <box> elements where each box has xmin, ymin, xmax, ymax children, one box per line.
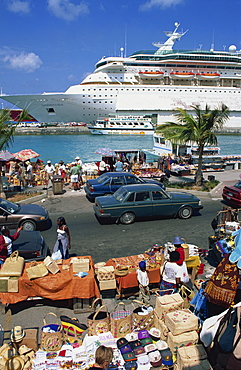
<box><xmin>114</xmin><ymin>158</ymin><xmax>123</xmax><ymax>172</ymax></box>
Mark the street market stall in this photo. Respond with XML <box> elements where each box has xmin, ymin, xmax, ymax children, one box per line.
<box><xmin>0</xmin><ymin>256</ymin><xmax>100</xmax><ymax>306</ymax></box>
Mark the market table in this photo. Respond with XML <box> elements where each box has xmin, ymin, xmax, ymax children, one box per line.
<box><xmin>106</xmin><ymin>253</ymin><xmax>201</xmax><ymax>297</ymax></box>
<box><xmin>106</xmin><ymin>255</ymin><xmax>161</xmax><ymax>298</ymax></box>
<box><xmin>0</xmin><ymin>256</ymin><xmax>100</xmax><ymax>306</ymax></box>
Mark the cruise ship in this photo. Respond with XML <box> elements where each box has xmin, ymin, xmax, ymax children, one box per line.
<box><xmin>1</xmin><ymin>22</ymin><xmax>241</xmax><ymax>128</ymax></box>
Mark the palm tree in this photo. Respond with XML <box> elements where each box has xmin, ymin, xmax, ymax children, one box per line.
<box><xmin>156</xmin><ymin>104</ymin><xmax>230</xmax><ymax>186</ymax></box>
<box><xmin>0</xmin><ymin>108</ymin><xmax>29</xmax><ymax>198</ymax></box>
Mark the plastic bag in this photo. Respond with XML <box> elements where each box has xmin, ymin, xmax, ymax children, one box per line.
<box><xmin>51</xmin><ymin>250</ymin><xmax>62</xmax><ymax>260</ymax></box>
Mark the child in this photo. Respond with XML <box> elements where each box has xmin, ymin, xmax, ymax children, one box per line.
<box><xmin>137</xmin><ymin>260</ymin><xmax>150</xmax><ymax>304</ymax></box>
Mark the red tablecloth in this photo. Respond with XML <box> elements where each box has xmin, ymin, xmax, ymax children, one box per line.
<box><xmin>0</xmin><ymin>256</ymin><xmax>100</xmax><ymax>305</ymax></box>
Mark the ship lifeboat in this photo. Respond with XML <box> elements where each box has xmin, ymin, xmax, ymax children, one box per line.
<box><xmin>170</xmin><ymin>72</ymin><xmax>195</xmax><ymax>79</ymax></box>
<box><xmin>196</xmin><ymin>72</ymin><xmax>220</xmax><ymax>80</ymax></box>
<box><xmin>139</xmin><ymin>71</ymin><xmax>164</xmax><ymax>78</ymax></box>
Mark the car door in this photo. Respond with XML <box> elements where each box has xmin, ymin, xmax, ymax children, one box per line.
<box><xmin>110</xmin><ymin>176</ymin><xmax>125</xmax><ymax>193</ymax></box>
<box><xmin>0</xmin><ymin>206</ymin><xmax>18</xmax><ymax>229</ymax></box>
<box><xmin>151</xmin><ymin>190</ymin><xmax>174</xmax><ymax>217</ymax></box>
<box><xmin>131</xmin><ymin>191</ymin><xmax>153</xmax><ymax>218</ymax></box>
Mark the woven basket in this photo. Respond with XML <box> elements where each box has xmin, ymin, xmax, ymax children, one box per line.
<box><xmin>110</xmin><ymin>302</ymin><xmax>132</xmax><ymax>338</ymax></box>
<box><xmin>132</xmin><ymin>300</ymin><xmax>154</xmax><ymax>332</ymax></box>
<box><xmin>87</xmin><ymin>303</ymin><xmax>110</xmax><ymax>335</ymax></box>
<box><xmin>40</xmin><ymin>313</ymin><xmax>63</xmax><ymax>352</ymax></box>
<box><xmin>114</xmin><ymin>265</ymin><xmax>129</xmax><ymax>277</ymax></box>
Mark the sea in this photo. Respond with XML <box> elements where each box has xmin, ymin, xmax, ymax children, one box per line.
<box><xmin>7</xmin><ymin>134</ymin><xmax>241</xmax><ymax>164</ymax></box>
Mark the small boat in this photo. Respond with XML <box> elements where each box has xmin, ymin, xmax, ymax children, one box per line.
<box><xmin>196</xmin><ymin>72</ymin><xmax>220</xmax><ymax>80</ymax></box>
<box><xmin>170</xmin><ymin>72</ymin><xmax>195</xmax><ymax>79</ymax></box>
<box><xmin>87</xmin><ymin>115</ymin><xmax>155</xmax><ymax>135</ymax></box>
<box><xmin>139</xmin><ymin>71</ymin><xmax>164</xmax><ymax>78</ymax></box>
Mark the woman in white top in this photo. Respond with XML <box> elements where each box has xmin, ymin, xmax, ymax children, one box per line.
<box><xmin>160</xmin><ymin>251</ymin><xmax>189</xmax><ymax>295</ymax></box>
<box><xmin>53</xmin><ymin>217</ymin><xmax>71</xmax><ymax>259</ymax></box>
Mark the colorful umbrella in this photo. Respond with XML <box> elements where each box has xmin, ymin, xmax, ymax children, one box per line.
<box><xmin>0</xmin><ymin>150</ymin><xmax>15</xmax><ymax>161</ymax></box>
<box><xmin>94</xmin><ymin>148</ymin><xmax>116</xmax><ymax>157</ymax></box>
<box><xmin>14</xmin><ymin>149</ymin><xmax>40</xmax><ymax>161</ymax></box>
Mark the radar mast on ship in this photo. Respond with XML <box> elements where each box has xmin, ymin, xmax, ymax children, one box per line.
<box><xmin>153</xmin><ymin>22</ymin><xmax>188</xmax><ymax>53</ymax></box>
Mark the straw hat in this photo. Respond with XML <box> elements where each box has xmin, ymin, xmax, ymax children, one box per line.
<box><xmin>18</xmin><ymin>346</ymin><xmax>34</xmax><ymax>358</ymax></box>
<box><xmin>10</xmin><ymin>326</ymin><xmax>25</xmax><ymax>343</ymax></box>
<box><xmin>5</xmin><ymin>356</ymin><xmax>24</xmax><ymax>370</ymax></box>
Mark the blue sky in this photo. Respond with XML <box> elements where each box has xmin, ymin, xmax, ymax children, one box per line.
<box><xmin>0</xmin><ymin>0</ymin><xmax>241</xmax><ymax>102</ymax></box>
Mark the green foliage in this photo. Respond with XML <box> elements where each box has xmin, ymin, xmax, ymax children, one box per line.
<box><xmin>166</xmin><ymin>179</ymin><xmax>219</xmax><ymax>192</ymax></box>
<box><xmin>156</xmin><ymin>104</ymin><xmax>230</xmax><ymax>186</ymax></box>
<box><xmin>0</xmin><ymin>108</ymin><xmax>29</xmax><ymax>151</ymax></box>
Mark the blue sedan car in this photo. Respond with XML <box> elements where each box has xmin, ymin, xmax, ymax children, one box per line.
<box><xmin>84</xmin><ymin>172</ymin><xmax>165</xmax><ymax>201</ymax></box>
<box><xmin>93</xmin><ymin>183</ymin><xmax>203</xmax><ymax>224</ymax></box>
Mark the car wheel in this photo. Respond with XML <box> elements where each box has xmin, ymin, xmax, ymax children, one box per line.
<box><xmin>178</xmin><ymin>206</ymin><xmax>193</xmax><ymax>219</ymax></box>
<box><xmin>21</xmin><ymin>220</ymin><xmax>36</xmax><ymax>231</ymax></box>
<box><xmin>120</xmin><ymin>212</ymin><xmax>135</xmax><ymax>225</ymax></box>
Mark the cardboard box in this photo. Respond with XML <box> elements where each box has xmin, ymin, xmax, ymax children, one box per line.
<box><xmin>20</xmin><ymin>328</ymin><xmax>38</xmax><ymax>352</ymax></box>
<box><xmin>99</xmin><ymin>279</ymin><xmax>116</xmax><ymax>290</ymax></box>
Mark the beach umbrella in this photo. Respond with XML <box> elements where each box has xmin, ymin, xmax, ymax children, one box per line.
<box><xmin>0</xmin><ymin>150</ymin><xmax>15</xmax><ymax>161</ymax></box>
<box><xmin>14</xmin><ymin>149</ymin><xmax>40</xmax><ymax>161</ymax></box>
<box><xmin>94</xmin><ymin>148</ymin><xmax>116</xmax><ymax>157</ymax></box>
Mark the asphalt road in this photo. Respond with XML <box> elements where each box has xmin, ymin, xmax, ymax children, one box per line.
<box><xmin>39</xmin><ymin>194</ymin><xmax>223</xmax><ymax>263</ymax></box>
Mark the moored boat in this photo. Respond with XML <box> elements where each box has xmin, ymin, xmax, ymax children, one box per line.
<box><xmin>170</xmin><ymin>72</ymin><xmax>195</xmax><ymax>79</ymax></box>
<box><xmin>87</xmin><ymin>115</ymin><xmax>155</xmax><ymax>135</ymax></box>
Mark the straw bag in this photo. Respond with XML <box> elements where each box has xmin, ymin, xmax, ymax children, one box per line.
<box><xmin>165</xmin><ymin>309</ymin><xmax>198</xmax><ymax>336</ymax></box>
<box><xmin>114</xmin><ymin>265</ymin><xmax>129</xmax><ymax>277</ymax></box>
<box><xmin>132</xmin><ymin>300</ymin><xmax>154</xmax><ymax>332</ymax></box>
<box><xmin>178</xmin><ymin>284</ymin><xmax>195</xmax><ymax>309</ymax></box>
<box><xmin>26</xmin><ymin>261</ymin><xmax>48</xmax><ymax>280</ymax></box>
<box><xmin>87</xmin><ymin>303</ymin><xmax>110</xmax><ymax>335</ymax></box>
<box><xmin>0</xmin><ymin>251</ymin><xmax>24</xmax><ymax>277</ymax></box>
<box><xmin>40</xmin><ymin>313</ymin><xmax>63</xmax><ymax>351</ymax></box>
<box><xmin>155</xmin><ymin>292</ymin><xmax>184</xmax><ymax>320</ymax></box>
<box><xmin>63</xmin><ymin>326</ymin><xmax>83</xmax><ymax>347</ymax></box>
<box><xmin>110</xmin><ymin>302</ymin><xmax>132</xmax><ymax>338</ymax></box>
<box><xmin>44</xmin><ymin>256</ymin><xmax>60</xmax><ymax>274</ymax></box>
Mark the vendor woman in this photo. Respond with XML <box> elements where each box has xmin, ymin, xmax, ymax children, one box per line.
<box><xmin>160</xmin><ymin>251</ymin><xmax>189</xmax><ymax>294</ymax></box>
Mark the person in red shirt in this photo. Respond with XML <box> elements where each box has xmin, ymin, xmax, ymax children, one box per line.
<box><xmin>173</xmin><ymin>236</ymin><xmax>185</xmax><ymax>266</ymax></box>
<box><xmin>0</xmin><ymin>226</ymin><xmax>22</xmax><ymax>264</ymax></box>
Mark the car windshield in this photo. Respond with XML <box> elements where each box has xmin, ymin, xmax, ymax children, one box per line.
<box><xmin>113</xmin><ymin>188</ymin><xmax>128</xmax><ymax>202</ymax></box>
<box><xmin>234</xmin><ymin>181</ymin><xmax>241</xmax><ymax>189</ymax></box>
<box><xmin>96</xmin><ymin>174</ymin><xmax>110</xmax><ymax>184</ymax></box>
<box><xmin>0</xmin><ymin>199</ymin><xmax>20</xmax><ymax>214</ymax></box>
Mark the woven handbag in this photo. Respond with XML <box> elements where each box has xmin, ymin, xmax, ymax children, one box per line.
<box><xmin>0</xmin><ymin>251</ymin><xmax>24</xmax><ymax>277</ymax></box>
<box><xmin>40</xmin><ymin>313</ymin><xmax>63</xmax><ymax>352</ymax></box>
<box><xmin>110</xmin><ymin>302</ymin><xmax>132</xmax><ymax>338</ymax></box>
<box><xmin>87</xmin><ymin>304</ymin><xmax>110</xmax><ymax>335</ymax></box>
<box><xmin>26</xmin><ymin>261</ymin><xmax>48</xmax><ymax>280</ymax></box>
<box><xmin>131</xmin><ymin>300</ymin><xmax>154</xmax><ymax>332</ymax></box>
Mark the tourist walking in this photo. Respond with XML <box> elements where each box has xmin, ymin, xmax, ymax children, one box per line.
<box><xmin>69</xmin><ymin>162</ymin><xmax>80</xmax><ymax>191</ymax></box>
<box><xmin>44</xmin><ymin>160</ymin><xmax>55</xmax><ymax>189</ymax></box>
<box><xmin>25</xmin><ymin>161</ymin><xmax>33</xmax><ymax>187</ymax></box>
<box><xmin>53</xmin><ymin>217</ymin><xmax>71</xmax><ymax>260</ymax></box>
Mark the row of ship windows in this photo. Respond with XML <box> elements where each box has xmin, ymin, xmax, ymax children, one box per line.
<box><xmin>80</xmin><ymin>89</ymin><xmax>240</xmax><ymax>97</ymax></box>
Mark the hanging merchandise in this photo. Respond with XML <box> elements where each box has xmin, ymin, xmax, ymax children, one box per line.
<box><xmin>204</xmin><ymin>254</ymin><xmax>240</xmax><ymax>307</ymax></box>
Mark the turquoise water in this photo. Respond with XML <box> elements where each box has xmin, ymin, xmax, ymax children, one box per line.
<box><xmin>7</xmin><ymin>134</ymin><xmax>241</xmax><ymax>164</ymax></box>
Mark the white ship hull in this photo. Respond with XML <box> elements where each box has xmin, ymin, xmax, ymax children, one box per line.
<box><xmin>1</xmin><ymin>23</ymin><xmax>241</xmax><ymax>129</ymax></box>
<box><xmin>88</xmin><ymin>127</ymin><xmax>154</xmax><ymax>135</ymax></box>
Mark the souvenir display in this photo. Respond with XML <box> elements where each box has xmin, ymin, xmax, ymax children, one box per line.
<box><xmin>167</xmin><ymin>330</ymin><xmax>199</xmax><ymax>356</ymax></box>
<box><xmin>87</xmin><ymin>304</ymin><xmax>110</xmax><ymax>335</ymax></box>
<box><xmin>132</xmin><ymin>302</ymin><xmax>154</xmax><ymax>332</ymax></box>
<box><xmin>40</xmin><ymin>313</ymin><xmax>63</xmax><ymax>352</ymax></box>
<box><xmin>177</xmin><ymin>344</ymin><xmax>208</xmax><ymax>370</ymax></box>
<box><xmin>155</xmin><ymin>293</ymin><xmax>184</xmax><ymax>320</ymax></box>
<box><xmin>110</xmin><ymin>303</ymin><xmax>132</xmax><ymax>338</ymax></box>
<box><xmin>165</xmin><ymin>309</ymin><xmax>199</xmax><ymax>336</ymax></box>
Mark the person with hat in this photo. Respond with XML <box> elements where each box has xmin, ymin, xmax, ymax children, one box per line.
<box><xmin>44</xmin><ymin>160</ymin><xmax>55</xmax><ymax>189</ymax></box>
<box><xmin>75</xmin><ymin>157</ymin><xmax>83</xmax><ymax>188</ymax></box>
<box><xmin>137</xmin><ymin>260</ymin><xmax>150</xmax><ymax>304</ymax></box>
<box><xmin>173</xmin><ymin>236</ymin><xmax>185</xmax><ymax>266</ymax></box>
<box><xmin>0</xmin><ymin>226</ymin><xmax>23</xmax><ymax>264</ymax></box>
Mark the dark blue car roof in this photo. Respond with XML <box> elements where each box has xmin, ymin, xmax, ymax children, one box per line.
<box><xmin>119</xmin><ymin>183</ymin><xmax>162</xmax><ymax>192</ymax></box>
<box><xmin>100</xmin><ymin>172</ymin><xmax>134</xmax><ymax>177</ymax></box>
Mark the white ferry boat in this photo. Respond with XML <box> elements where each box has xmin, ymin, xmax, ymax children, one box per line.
<box><xmin>145</xmin><ymin>132</ymin><xmax>221</xmax><ymax>157</ymax></box>
<box><xmin>87</xmin><ymin>115</ymin><xmax>155</xmax><ymax>135</ymax></box>
<box><xmin>1</xmin><ymin>23</ymin><xmax>241</xmax><ymax>129</ymax></box>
